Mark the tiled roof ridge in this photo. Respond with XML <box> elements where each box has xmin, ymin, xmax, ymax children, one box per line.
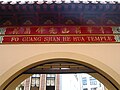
<box><xmin>0</xmin><ymin>0</ymin><xmax>119</xmax><ymax>4</ymax></box>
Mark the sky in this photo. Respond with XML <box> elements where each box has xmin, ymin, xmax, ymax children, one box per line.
<box><xmin>0</xmin><ymin>0</ymin><xmax>119</xmax><ymax>4</ymax></box>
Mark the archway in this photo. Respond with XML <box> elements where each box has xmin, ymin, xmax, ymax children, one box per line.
<box><xmin>0</xmin><ymin>52</ymin><xmax>120</xmax><ymax>90</ymax></box>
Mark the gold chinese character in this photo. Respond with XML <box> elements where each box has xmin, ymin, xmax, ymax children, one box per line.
<box><xmin>24</xmin><ymin>27</ymin><xmax>31</xmax><ymax>34</ymax></box>
<box><xmin>12</xmin><ymin>27</ymin><xmax>19</xmax><ymax>34</ymax></box>
<box><xmin>75</xmin><ymin>27</ymin><xmax>81</xmax><ymax>34</ymax></box>
<box><xmin>36</xmin><ymin>27</ymin><xmax>45</xmax><ymax>34</ymax></box>
<box><xmin>62</xmin><ymin>27</ymin><xmax>70</xmax><ymax>34</ymax></box>
<box><xmin>100</xmin><ymin>27</ymin><xmax>104</xmax><ymax>34</ymax></box>
<box><xmin>88</xmin><ymin>27</ymin><xmax>93</xmax><ymax>33</ymax></box>
<box><xmin>49</xmin><ymin>27</ymin><xmax>57</xmax><ymax>34</ymax></box>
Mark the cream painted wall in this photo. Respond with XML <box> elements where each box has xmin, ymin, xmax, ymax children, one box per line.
<box><xmin>0</xmin><ymin>44</ymin><xmax>120</xmax><ymax>89</ymax></box>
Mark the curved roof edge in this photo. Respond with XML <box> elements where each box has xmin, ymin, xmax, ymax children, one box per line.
<box><xmin>0</xmin><ymin>0</ymin><xmax>120</xmax><ymax>5</ymax></box>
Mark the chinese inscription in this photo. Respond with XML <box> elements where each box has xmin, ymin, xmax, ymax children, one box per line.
<box><xmin>0</xmin><ymin>26</ymin><xmax>120</xmax><ymax>44</ymax></box>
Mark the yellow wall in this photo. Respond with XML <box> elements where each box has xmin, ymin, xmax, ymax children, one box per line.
<box><xmin>0</xmin><ymin>44</ymin><xmax>120</xmax><ymax>90</ymax></box>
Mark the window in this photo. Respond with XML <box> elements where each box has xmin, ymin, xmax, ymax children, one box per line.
<box><xmin>90</xmin><ymin>77</ymin><xmax>97</xmax><ymax>85</ymax></box>
<box><xmin>31</xmin><ymin>74</ymin><xmax>40</xmax><ymax>90</ymax></box>
<box><xmin>83</xmin><ymin>88</ymin><xmax>88</xmax><ymax>90</ymax></box>
<box><xmin>16</xmin><ymin>81</ymin><xmax>24</xmax><ymax>90</ymax></box>
<box><xmin>18</xmin><ymin>84</ymin><xmax>24</xmax><ymax>90</ymax></box>
<box><xmin>46</xmin><ymin>74</ymin><xmax>55</xmax><ymax>90</ymax></box>
<box><xmin>46</xmin><ymin>74</ymin><xmax>55</xmax><ymax>86</ymax></box>
<box><xmin>91</xmin><ymin>88</ymin><xmax>97</xmax><ymax>90</ymax></box>
<box><xmin>82</xmin><ymin>77</ymin><xmax>87</xmax><ymax>85</ymax></box>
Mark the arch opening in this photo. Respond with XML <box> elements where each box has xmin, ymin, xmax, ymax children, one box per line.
<box><xmin>0</xmin><ymin>52</ymin><xmax>120</xmax><ymax>90</ymax></box>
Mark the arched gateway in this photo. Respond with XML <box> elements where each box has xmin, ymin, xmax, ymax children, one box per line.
<box><xmin>0</xmin><ymin>52</ymin><xmax>120</xmax><ymax>90</ymax></box>
<box><xmin>0</xmin><ymin>1</ymin><xmax>120</xmax><ymax>90</ymax></box>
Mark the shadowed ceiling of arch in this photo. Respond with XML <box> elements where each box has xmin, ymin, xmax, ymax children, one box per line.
<box><xmin>24</xmin><ymin>61</ymin><xmax>96</xmax><ymax>74</ymax></box>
